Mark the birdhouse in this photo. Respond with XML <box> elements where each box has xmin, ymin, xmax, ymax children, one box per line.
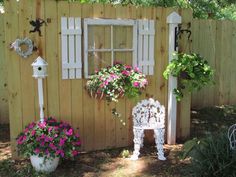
<box><xmin>31</xmin><ymin>56</ymin><xmax>48</xmax><ymax>78</ymax></box>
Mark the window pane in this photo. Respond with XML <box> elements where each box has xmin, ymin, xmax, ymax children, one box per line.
<box><xmin>88</xmin><ymin>52</ymin><xmax>111</xmax><ymax>75</ymax></box>
<box><xmin>88</xmin><ymin>25</ymin><xmax>111</xmax><ymax>50</ymax></box>
<box><xmin>114</xmin><ymin>51</ymin><xmax>132</xmax><ymax>65</ymax></box>
<box><xmin>113</xmin><ymin>26</ymin><xmax>133</xmax><ymax>49</ymax></box>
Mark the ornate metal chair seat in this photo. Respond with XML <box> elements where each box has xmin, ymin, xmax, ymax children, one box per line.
<box><xmin>131</xmin><ymin>98</ymin><xmax>166</xmax><ymax>160</ymax></box>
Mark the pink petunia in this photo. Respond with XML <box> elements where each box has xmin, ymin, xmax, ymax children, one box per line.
<box><xmin>133</xmin><ymin>81</ymin><xmax>140</xmax><ymax>87</ymax></box>
<box><xmin>56</xmin><ymin>150</ymin><xmax>64</xmax><ymax>157</ymax></box>
<box><xmin>59</xmin><ymin>138</ymin><xmax>66</xmax><ymax>146</ymax></box>
<box><xmin>31</xmin><ymin>130</ymin><xmax>36</xmax><ymax>136</ymax></box>
<box><xmin>76</xmin><ymin>141</ymin><xmax>81</xmax><ymax>146</ymax></box>
<box><xmin>34</xmin><ymin>148</ymin><xmax>40</xmax><ymax>154</ymax></box>
<box><xmin>38</xmin><ymin>121</ymin><xmax>46</xmax><ymax>129</ymax></box>
<box><xmin>66</xmin><ymin>128</ymin><xmax>73</xmax><ymax>136</ymax></box>
<box><xmin>49</xmin><ymin>143</ymin><xmax>57</xmax><ymax>150</ymax></box>
<box><xmin>121</xmin><ymin>70</ymin><xmax>130</xmax><ymax>76</ymax></box>
<box><xmin>134</xmin><ymin>66</ymin><xmax>140</xmax><ymax>72</ymax></box>
<box><xmin>72</xmin><ymin>150</ymin><xmax>79</xmax><ymax>156</ymax></box>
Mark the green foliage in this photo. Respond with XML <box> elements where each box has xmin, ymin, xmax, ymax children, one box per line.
<box><xmin>180</xmin><ymin>132</ymin><xmax>236</xmax><ymax>177</ymax></box>
<box><xmin>163</xmin><ymin>53</ymin><xmax>214</xmax><ymax>101</ymax></box>
<box><xmin>120</xmin><ymin>149</ymin><xmax>130</xmax><ymax>158</ymax></box>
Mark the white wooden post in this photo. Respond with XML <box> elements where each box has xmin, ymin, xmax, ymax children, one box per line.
<box><xmin>166</xmin><ymin>12</ymin><xmax>182</xmax><ymax>145</ymax></box>
<box><xmin>38</xmin><ymin>78</ymin><xmax>44</xmax><ymax>123</ymax></box>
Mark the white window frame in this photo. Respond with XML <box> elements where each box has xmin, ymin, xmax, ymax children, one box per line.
<box><xmin>83</xmin><ymin>18</ymin><xmax>138</xmax><ymax>78</ymax></box>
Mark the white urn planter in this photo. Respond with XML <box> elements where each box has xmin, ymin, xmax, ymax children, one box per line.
<box><xmin>30</xmin><ymin>155</ymin><xmax>59</xmax><ymax>173</ymax></box>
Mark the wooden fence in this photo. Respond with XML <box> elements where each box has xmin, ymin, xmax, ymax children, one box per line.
<box><xmin>191</xmin><ymin>19</ymin><xmax>236</xmax><ymax>108</ymax></box>
<box><xmin>0</xmin><ymin>13</ymin><xmax>8</xmax><ymax>124</ymax></box>
<box><xmin>4</xmin><ymin>0</ymin><xmax>191</xmax><ymax>155</ymax></box>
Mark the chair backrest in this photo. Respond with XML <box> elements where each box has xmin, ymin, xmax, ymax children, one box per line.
<box><xmin>228</xmin><ymin>124</ymin><xmax>236</xmax><ymax>150</ymax></box>
<box><xmin>132</xmin><ymin>98</ymin><xmax>165</xmax><ymax>129</ymax></box>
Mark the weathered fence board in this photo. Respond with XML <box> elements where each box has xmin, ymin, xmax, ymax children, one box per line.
<box><xmin>5</xmin><ymin>0</ymin><xmax>192</xmax><ymax>154</ymax></box>
<box><xmin>191</xmin><ymin>19</ymin><xmax>236</xmax><ymax>108</ymax></box>
<box><xmin>0</xmin><ymin>13</ymin><xmax>8</xmax><ymax>124</ymax></box>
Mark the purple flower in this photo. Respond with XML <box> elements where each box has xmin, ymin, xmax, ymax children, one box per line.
<box><xmin>40</xmin><ymin>141</ymin><xmax>45</xmax><ymax>146</ymax></box>
<box><xmin>28</xmin><ymin>122</ymin><xmax>35</xmax><ymax>129</ymax></box>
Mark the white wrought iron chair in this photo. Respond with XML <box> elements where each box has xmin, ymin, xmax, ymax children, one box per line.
<box><xmin>130</xmin><ymin>98</ymin><xmax>166</xmax><ymax>161</ymax></box>
<box><xmin>228</xmin><ymin>124</ymin><xmax>236</xmax><ymax>150</ymax></box>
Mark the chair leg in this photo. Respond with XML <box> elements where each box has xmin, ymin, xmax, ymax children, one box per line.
<box><xmin>154</xmin><ymin>128</ymin><xmax>166</xmax><ymax>161</ymax></box>
<box><xmin>131</xmin><ymin>128</ymin><xmax>144</xmax><ymax>160</ymax></box>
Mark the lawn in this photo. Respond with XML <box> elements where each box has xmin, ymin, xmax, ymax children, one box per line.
<box><xmin>1</xmin><ymin>105</ymin><xmax>236</xmax><ymax>177</ymax></box>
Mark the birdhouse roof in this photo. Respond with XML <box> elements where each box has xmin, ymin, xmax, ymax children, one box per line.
<box><xmin>31</xmin><ymin>56</ymin><xmax>48</xmax><ymax>66</ymax></box>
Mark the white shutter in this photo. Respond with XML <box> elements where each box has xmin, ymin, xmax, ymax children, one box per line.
<box><xmin>61</xmin><ymin>17</ymin><xmax>82</xmax><ymax>79</ymax></box>
<box><xmin>137</xmin><ymin>20</ymin><xmax>155</xmax><ymax>75</ymax></box>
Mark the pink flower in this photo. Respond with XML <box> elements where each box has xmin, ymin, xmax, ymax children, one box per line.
<box><xmin>121</xmin><ymin>70</ymin><xmax>130</xmax><ymax>76</ymax></box>
<box><xmin>133</xmin><ymin>81</ymin><xmax>140</xmax><ymax>88</ymax></box>
<box><xmin>24</xmin><ymin>128</ymin><xmax>29</xmax><ymax>133</ymax></box>
<box><xmin>28</xmin><ymin>122</ymin><xmax>35</xmax><ymax>129</ymax></box>
<box><xmin>125</xmin><ymin>65</ymin><xmax>132</xmax><ymax>70</ymax></box>
<box><xmin>76</xmin><ymin>141</ymin><xmax>81</xmax><ymax>146</ymax></box>
<box><xmin>17</xmin><ymin>135</ymin><xmax>26</xmax><ymax>145</ymax></box>
<box><xmin>49</xmin><ymin>143</ymin><xmax>57</xmax><ymax>150</ymax></box>
<box><xmin>75</xmin><ymin>133</ymin><xmax>80</xmax><ymax>138</ymax></box>
<box><xmin>38</xmin><ymin>122</ymin><xmax>46</xmax><ymax>129</ymax></box>
<box><xmin>48</xmin><ymin>127</ymin><xmax>53</xmax><ymax>132</ymax></box>
<box><xmin>134</xmin><ymin>66</ymin><xmax>140</xmax><ymax>72</ymax></box>
<box><xmin>59</xmin><ymin>138</ymin><xmax>66</xmax><ymax>146</ymax></box>
<box><xmin>40</xmin><ymin>141</ymin><xmax>45</xmax><ymax>146</ymax></box>
<box><xmin>66</xmin><ymin>128</ymin><xmax>73</xmax><ymax>136</ymax></box>
<box><xmin>45</xmin><ymin>149</ymin><xmax>49</xmax><ymax>155</ymax></box>
<box><xmin>72</xmin><ymin>150</ymin><xmax>79</xmax><ymax>156</ymax></box>
<box><xmin>34</xmin><ymin>148</ymin><xmax>40</xmax><ymax>154</ymax></box>
<box><xmin>56</xmin><ymin>150</ymin><xmax>64</xmax><ymax>157</ymax></box>
<box><xmin>31</xmin><ymin>130</ymin><xmax>36</xmax><ymax>136</ymax></box>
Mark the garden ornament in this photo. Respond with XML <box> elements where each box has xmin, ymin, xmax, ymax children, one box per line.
<box><xmin>32</xmin><ymin>56</ymin><xmax>48</xmax><ymax>123</ymax></box>
<box><xmin>228</xmin><ymin>124</ymin><xmax>236</xmax><ymax>150</ymax></box>
<box><xmin>10</xmin><ymin>38</ymin><xmax>34</xmax><ymax>58</ymax></box>
<box><xmin>29</xmin><ymin>18</ymin><xmax>46</xmax><ymax>36</ymax></box>
<box><xmin>131</xmin><ymin>98</ymin><xmax>166</xmax><ymax>161</ymax></box>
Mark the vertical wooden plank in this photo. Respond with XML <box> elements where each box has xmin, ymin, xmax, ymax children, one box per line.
<box><xmin>177</xmin><ymin>8</ymin><xmax>192</xmax><ymax>139</ymax></box>
<box><xmin>191</xmin><ymin>19</ymin><xmax>200</xmax><ymax>108</ymax></box>
<box><xmin>58</xmin><ymin>1</ymin><xmax>72</xmax><ymax>124</ymax></box>
<box><xmin>0</xmin><ymin>14</ymin><xmax>9</xmax><ymax>124</ymax></box>
<box><xmin>219</xmin><ymin>21</ymin><xmax>232</xmax><ymax>105</ymax></box>
<box><xmin>104</xmin><ymin>4</ymin><xmax>116</xmax><ymax>149</ymax></box>
<box><xmin>126</xmin><ymin>5</ymin><xmax>137</xmax><ymax>146</ymax></box>
<box><xmin>34</xmin><ymin>0</ymin><xmax>48</xmax><ymax>121</ymax></box>
<box><xmin>69</xmin><ymin>2</ymin><xmax>85</xmax><ymax>151</ymax></box>
<box><xmin>230</xmin><ymin>22</ymin><xmax>236</xmax><ymax>104</ymax></box>
<box><xmin>19</xmin><ymin>0</ymin><xmax>35</xmax><ymax>126</ymax></box>
<box><xmin>138</xmin><ymin>20</ymin><xmax>143</xmax><ymax>71</ymax></box>
<box><xmin>45</xmin><ymin>0</ymin><xmax>60</xmax><ymax>118</ymax></box>
<box><xmin>82</xmin><ymin>3</ymin><xmax>95</xmax><ymax>151</ymax></box>
<box><xmin>114</xmin><ymin>5</ymin><xmax>129</xmax><ymax>147</ymax></box>
<box><xmin>92</xmin><ymin>3</ymin><xmax>106</xmax><ymax>150</ymax></box>
<box><xmin>5</xmin><ymin>0</ymin><xmax>22</xmax><ymax>157</ymax></box>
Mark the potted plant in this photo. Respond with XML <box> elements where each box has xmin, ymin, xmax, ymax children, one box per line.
<box><xmin>16</xmin><ymin>117</ymin><xmax>81</xmax><ymax>173</ymax></box>
<box><xmin>86</xmin><ymin>63</ymin><xmax>148</xmax><ymax>102</ymax></box>
<box><xmin>163</xmin><ymin>53</ymin><xmax>214</xmax><ymax>101</ymax></box>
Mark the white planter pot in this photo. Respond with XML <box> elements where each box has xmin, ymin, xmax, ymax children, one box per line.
<box><xmin>30</xmin><ymin>155</ymin><xmax>59</xmax><ymax>173</ymax></box>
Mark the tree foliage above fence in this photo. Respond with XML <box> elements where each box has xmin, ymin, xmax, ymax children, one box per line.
<box><xmin>68</xmin><ymin>0</ymin><xmax>236</xmax><ymax>20</ymax></box>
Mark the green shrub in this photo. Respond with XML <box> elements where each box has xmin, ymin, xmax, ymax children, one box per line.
<box><xmin>180</xmin><ymin>132</ymin><xmax>236</xmax><ymax>177</ymax></box>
